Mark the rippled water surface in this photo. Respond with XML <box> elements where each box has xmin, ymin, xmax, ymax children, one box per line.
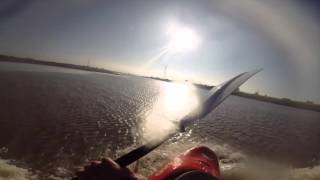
<box><xmin>0</xmin><ymin>62</ymin><xmax>319</xmax><ymax>179</ymax></box>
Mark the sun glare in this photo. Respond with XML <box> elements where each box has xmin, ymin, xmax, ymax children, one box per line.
<box><xmin>166</xmin><ymin>23</ymin><xmax>201</xmax><ymax>53</ymax></box>
<box><xmin>141</xmin><ymin>82</ymin><xmax>199</xmax><ymax>141</ymax></box>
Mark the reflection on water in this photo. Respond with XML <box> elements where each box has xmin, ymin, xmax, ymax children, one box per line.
<box><xmin>0</xmin><ymin>63</ymin><xmax>319</xmax><ymax>179</ymax></box>
<box><xmin>141</xmin><ymin>82</ymin><xmax>199</xmax><ymax>141</ymax></box>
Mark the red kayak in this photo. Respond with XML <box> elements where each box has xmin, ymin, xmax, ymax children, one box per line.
<box><xmin>149</xmin><ymin>146</ymin><xmax>220</xmax><ymax>180</ymax></box>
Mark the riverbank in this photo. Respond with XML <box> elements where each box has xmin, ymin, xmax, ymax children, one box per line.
<box><xmin>0</xmin><ymin>54</ymin><xmax>121</xmax><ymax>75</ymax></box>
<box><xmin>1</xmin><ymin>54</ymin><xmax>319</xmax><ymax>112</ymax></box>
<box><xmin>234</xmin><ymin>91</ymin><xmax>320</xmax><ymax>112</ymax></box>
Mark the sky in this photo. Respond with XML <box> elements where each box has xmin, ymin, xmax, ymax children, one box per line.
<box><xmin>0</xmin><ymin>0</ymin><xmax>319</xmax><ymax>103</ymax></box>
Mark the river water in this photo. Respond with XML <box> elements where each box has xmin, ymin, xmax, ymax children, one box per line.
<box><xmin>0</xmin><ymin>62</ymin><xmax>319</xmax><ymax>179</ymax></box>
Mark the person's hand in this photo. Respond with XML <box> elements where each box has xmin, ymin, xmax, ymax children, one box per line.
<box><xmin>73</xmin><ymin>158</ymin><xmax>139</xmax><ymax>180</ymax></box>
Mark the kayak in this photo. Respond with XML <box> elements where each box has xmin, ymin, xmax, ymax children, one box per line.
<box><xmin>149</xmin><ymin>146</ymin><xmax>220</xmax><ymax>180</ymax></box>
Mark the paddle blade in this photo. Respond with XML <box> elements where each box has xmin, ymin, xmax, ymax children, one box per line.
<box><xmin>180</xmin><ymin>69</ymin><xmax>262</xmax><ymax>127</ymax></box>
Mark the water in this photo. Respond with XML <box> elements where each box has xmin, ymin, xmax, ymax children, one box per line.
<box><xmin>0</xmin><ymin>62</ymin><xmax>319</xmax><ymax>179</ymax></box>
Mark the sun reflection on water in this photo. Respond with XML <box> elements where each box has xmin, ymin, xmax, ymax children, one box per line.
<box><xmin>141</xmin><ymin>82</ymin><xmax>199</xmax><ymax>141</ymax></box>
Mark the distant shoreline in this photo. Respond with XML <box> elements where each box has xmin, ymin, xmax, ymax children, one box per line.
<box><xmin>1</xmin><ymin>54</ymin><xmax>319</xmax><ymax>112</ymax></box>
<box><xmin>0</xmin><ymin>54</ymin><xmax>122</xmax><ymax>75</ymax></box>
<box><xmin>147</xmin><ymin>77</ymin><xmax>320</xmax><ymax>112</ymax></box>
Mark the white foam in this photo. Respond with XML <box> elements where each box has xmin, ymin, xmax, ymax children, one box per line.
<box><xmin>288</xmin><ymin>166</ymin><xmax>320</xmax><ymax>180</ymax></box>
<box><xmin>0</xmin><ymin>159</ymin><xmax>35</xmax><ymax>180</ymax></box>
<box><xmin>1</xmin><ymin>142</ymin><xmax>319</xmax><ymax>179</ymax></box>
<box><xmin>116</xmin><ymin>141</ymin><xmax>320</xmax><ymax>180</ymax></box>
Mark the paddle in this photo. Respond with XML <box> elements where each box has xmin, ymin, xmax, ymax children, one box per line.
<box><xmin>115</xmin><ymin>69</ymin><xmax>262</xmax><ymax>167</ymax></box>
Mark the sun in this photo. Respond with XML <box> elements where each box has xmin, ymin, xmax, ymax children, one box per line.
<box><xmin>166</xmin><ymin>23</ymin><xmax>201</xmax><ymax>53</ymax></box>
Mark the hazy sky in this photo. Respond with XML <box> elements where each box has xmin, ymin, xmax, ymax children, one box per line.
<box><xmin>0</xmin><ymin>0</ymin><xmax>319</xmax><ymax>103</ymax></box>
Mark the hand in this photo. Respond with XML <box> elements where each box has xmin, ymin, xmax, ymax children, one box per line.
<box><xmin>73</xmin><ymin>158</ymin><xmax>139</xmax><ymax>180</ymax></box>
